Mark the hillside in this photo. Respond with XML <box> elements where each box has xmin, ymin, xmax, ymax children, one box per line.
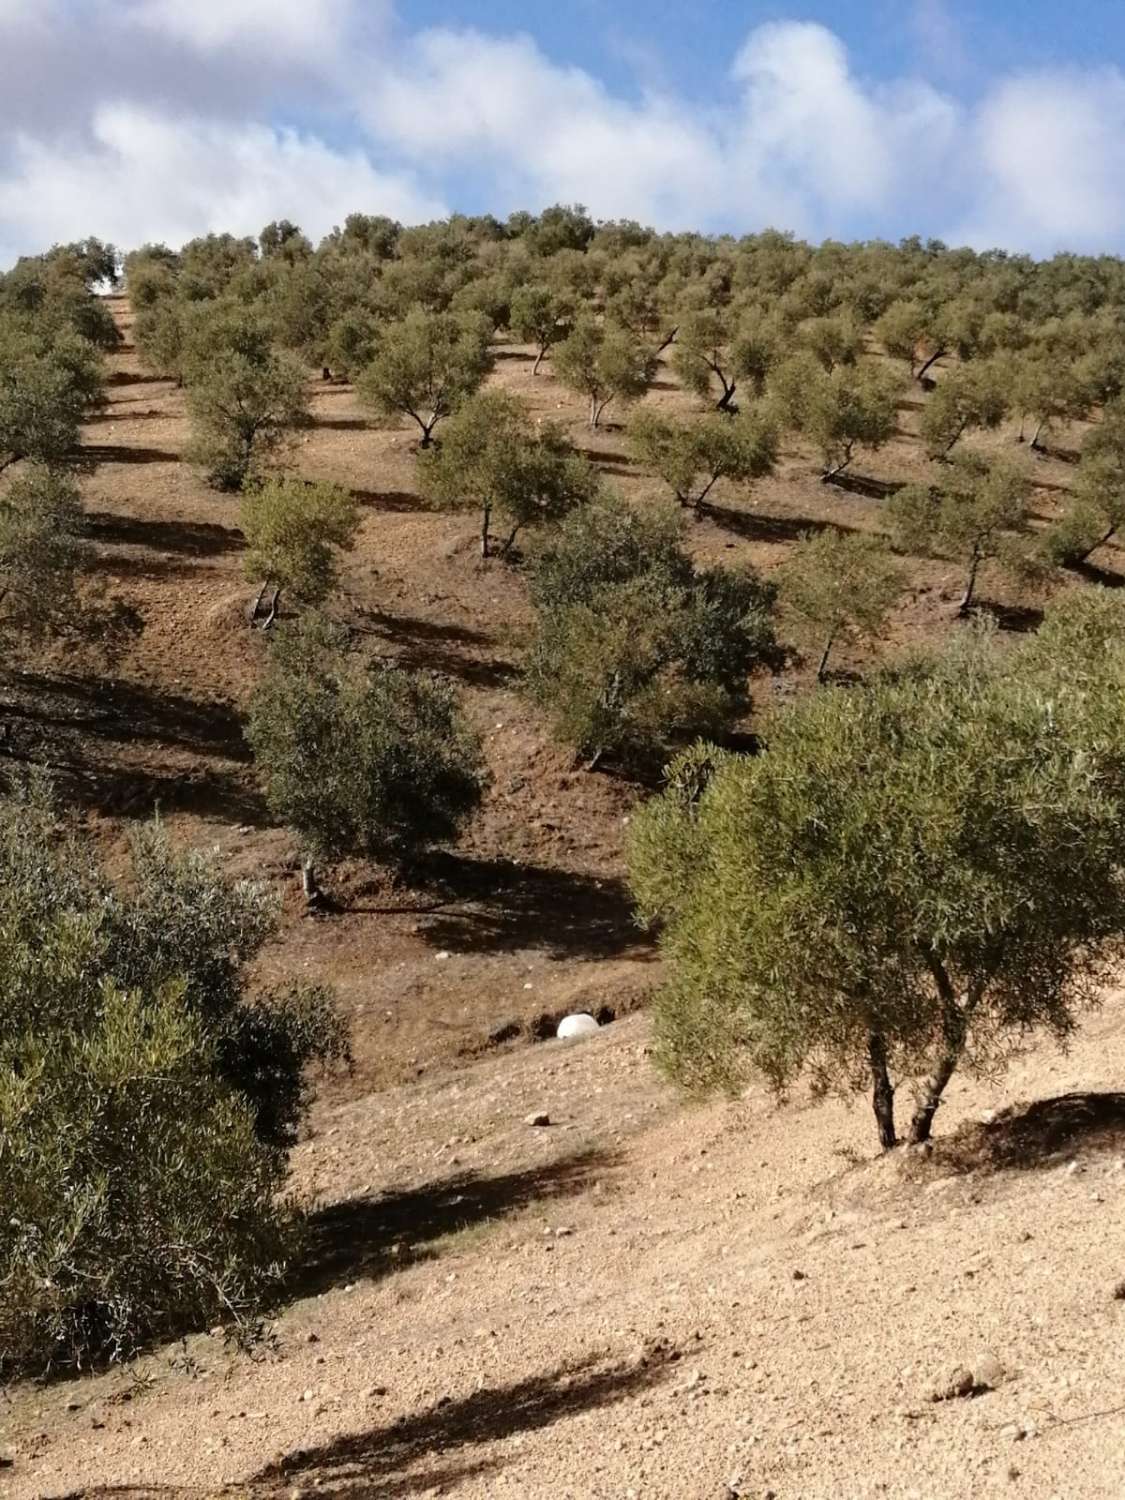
<box><xmin>6</xmin><ymin>295</ymin><xmax>1095</xmax><ymax>1096</ymax></box>
<box><xmin>4</xmin><ymin>284</ymin><xmax>1125</xmax><ymax>1499</ymax></box>
<box><xmin>6</xmin><ymin>1001</ymin><xmax>1125</xmax><ymax>1498</ymax></box>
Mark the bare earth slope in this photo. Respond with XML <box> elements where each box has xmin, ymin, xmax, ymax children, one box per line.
<box><xmin>4</xmin><ymin>302</ymin><xmax>1125</xmax><ymax>1498</ymax></box>
<box><xmin>6</xmin><ymin>998</ymin><xmax>1125</xmax><ymax>1500</ymax></box>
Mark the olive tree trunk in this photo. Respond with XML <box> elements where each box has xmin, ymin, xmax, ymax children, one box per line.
<box><xmin>868</xmin><ymin>1031</ymin><xmax>898</xmax><ymax>1149</ymax></box>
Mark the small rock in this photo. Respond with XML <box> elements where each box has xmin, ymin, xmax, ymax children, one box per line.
<box><xmin>792</xmin><ymin>1268</ymin><xmax>807</xmax><ymax>1281</ymax></box>
<box><xmin>1112</xmin><ymin>1279</ymin><xmax>1125</xmax><ymax>1301</ymax></box>
<box><xmin>524</xmin><ymin>1111</ymin><xmax>550</xmax><ymax>1127</ymax></box>
<box><xmin>305</xmin><ymin>1331</ymin><xmax>320</xmax><ymax>1344</ymax></box>
<box><xmin>65</xmin><ymin>1400</ymin><xmax>82</xmax><ymax>1412</ymax></box>
<box><xmin>435</xmin><ymin>950</ymin><xmax>452</xmax><ymax>962</ymax></box>
<box><xmin>299</xmin><ymin>1389</ymin><xmax>314</xmax><ymax>1403</ymax></box>
<box><xmin>554</xmin><ymin>1225</ymin><xmax>574</xmax><ymax>1237</ymax></box>
<box><xmin>931</xmin><ymin>1366</ymin><xmax>975</xmax><ymax>1402</ymax></box>
<box><xmin>0</xmin><ymin>1456</ymin><xmax>13</xmax><ymax>1469</ymax></box>
<box><xmin>974</xmin><ymin>1353</ymin><xmax>1007</xmax><ymax>1390</ymax></box>
<box><xmin>209</xmin><ymin>1325</ymin><xmax>224</xmax><ymax>1337</ymax></box>
<box><xmin>1065</xmin><ymin>1160</ymin><xmax>1082</xmax><ymax>1176</ymax></box>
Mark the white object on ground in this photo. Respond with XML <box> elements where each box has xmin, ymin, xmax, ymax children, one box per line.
<box><xmin>557</xmin><ymin>1013</ymin><xmax>600</xmax><ymax>1040</ymax></box>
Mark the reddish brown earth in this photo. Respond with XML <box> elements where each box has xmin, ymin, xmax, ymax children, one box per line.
<box><xmin>2</xmin><ymin>300</ymin><xmax>1123</xmax><ymax>1498</ymax></box>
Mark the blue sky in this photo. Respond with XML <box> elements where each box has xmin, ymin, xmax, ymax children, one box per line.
<box><xmin>2</xmin><ymin>0</ymin><xmax>1125</xmax><ymax>262</ymax></box>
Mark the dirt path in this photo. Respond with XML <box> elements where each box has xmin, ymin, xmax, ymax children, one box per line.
<box><xmin>7</xmin><ymin>996</ymin><xmax>1125</xmax><ymax>1500</ymax></box>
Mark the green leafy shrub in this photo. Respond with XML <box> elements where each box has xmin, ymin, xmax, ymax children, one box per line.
<box><xmin>629</xmin><ymin>592</ymin><xmax>1125</xmax><ymax>1149</ymax></box>
<box><xmin>247</xmin><ymin>614</ymin><xmax>488</xmax><ymax>863</ymax></box>
<box><xmin>356</xmin><ymin>308</ymin><xmax>494</xmax><ymax>446</ymax></box>
<box><xmin>0</xmin><ymin>781</ymin><xmax>345</xmax><ymax>1373</ymax></box>
<box><xmin>183</xmin><ymin>306</ymin><xmax>309</xmax><ymax>490</ymax></box>
<box><xmin>777</xmin><ymin>528</ymin><xmax>904</xmax><ymax>678</ymax></box>
<box><xmin>418</xmin><ymin>388</ymin><xmax>598</xmax><ymax>556</ymax></box>
<box><xmin>241</xmin><ymin>476</ymin><xmax>360</xmax><ymax>609</ymax></box>
<box><xmin>526</xmin><ymin>494</ymin><xmax>777</xmax><ymax>767</ymax></box>
<box><xmin>628</xmin><ymin>406</ymin><xmax>778</xmax><ymax>512</ymax></box>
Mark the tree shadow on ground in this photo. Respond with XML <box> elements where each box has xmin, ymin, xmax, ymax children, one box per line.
<box><xmin>822</xmin><ymin>471</ymin><xmax>906</xmax><ymax>500</ymax></box>
<box><xmin>935</xmin><ymin>1092</ymin><xmax>1125</xmax><ymax>1175</ymax></box>
<box><xmin>106</xmin><ymin>370</ymin><xmax>172</xmax><ymax>387</ymax></box>
<box><xmin>316</xmin><ymin>416</ymin><xmax>370</xmax><ymax>431</ymax></box>
<box><xmin>295</xmin><ymin>1147</ymin><xmax>619</xmax><ymax>1296</ymax></box>
<box><xmin>51</xmin><ymin>1475</ymin><xmax>500</xmax><ymax>1500</ymax></box>
<box><xmin>2</xmin><ymin>673</ymin><xmax>250</xmax><ymax>761</ymax></box>
<box><xmin>412</xmin><ymin>853</ymin><xmax>650</xmax><ymax>960</ymax></box>
<box><xmin>575</xmin><ymin>446</ymin><xmax>635</xmax><ymax>468</ymax></box>
<box><xmin>85</xmin><ymin>511</ymin><xmax>244</xmax><ymax>557</ymax></box>
<box><xmin>253</xmin><ymin>1348</ymin><xmax>675</xmax><ymax>1497</ymax></box>
<box><xmin>349</xmin><ymin>488</ymin><xmax>432</xmax><ymax>514</ymax></box>
<box><xmin>1072</xmin><ymin>559</ymin><xmax>1125</xmax><ymax>589</ymax></box>
<box><xmin>0</xmin><ymin>749</ymin><xmax>268</xmax><ymax>825</ymax></box>
<box><xmin>355</xmin><ymin>608</ymin><xmax>520</xmax><ymax>689</ymax></box>
<box><xmin>705</xmin><ymin>504</ymin><xmax>859</xmax><ymax>544</ymax></box>
<box><xmin>972</xmin><ymin>599</ymin><xmax>1044</xmax><ymax>633</ymax></box>
<box><xmin>80</xmin><ymin>444</ymin><xmax>181</xmax><ymax>465</ymax></box>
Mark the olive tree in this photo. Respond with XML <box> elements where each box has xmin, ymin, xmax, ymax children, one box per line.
<box><xmin>509</xmin><ymin>283</ymin><xmax>574</xmax><ymax>375</ymax></box>
<box><xmin>0</xmin><ymin>782</ymin><xmax>346</xmax><ymax>1372</ymax></box>
<box><xmin>0</xmin><ymin>466</ymin><xmax>86</xmax><ymax>642</ymax></box>
<box><xmin>889</xmin><ymin>452</ymin><xmax>1030</xmax><ymax>614</ymax></box>
<box><xmin>247</xmin><ymin>614</ymin><xmax>487</xmax><ymax>871</ymax></box>
<box><xmin>1044</xmin><ymin>408</ymin><xmax>1125</xmax><ymax>565</ymax></box>
<box><xmin>919</xmin><ymin>362</ymin><xmax>1009</xmax><ymax>458</ymax></box>
<box><xmin>418</xmin><ymin>389</ymin><xmax>598</xmax><ymax>557</ymax></box>
<box><xmin>629</xmin><ymin>591</ymin><xmax>1125</xmax><ymax>1150</ymax></box>
<box><xmin>775</xmin><ymin>356</ymin><xmax>901</xmax><ymax>482</ymax></box>
<box><xmin>356</xmin><ymin>308</ymin><xmax>494</xmax><ymax>447</ymax></box>
<box><xmin>628</xmin><ymin>407</ymin><xmax>778</xmax><ymax>513</ymax></box>
<box><xmin>184</xmin><ymin>309</ymin><xmax>309</xmax><ymax>490</ymax></box>
<box><xmin>553</xmin><ymin>318</ymin><xmax>657</xmax><ymax>428</ymax></box>
<box><xmin>671</xmin><ymin>309</ymin><xmax>742</xmax><ymax>412</ymax></box>
<box><xmin>777</xmin><ymin>529</ymin><xmax>904</xmax><ymax>679</ymax></box>
<box><xmin>240</xmin><ymin>476</ymin><xmax>360</xmax><ymax>623</ymax></box>
<box><xmin>525</xmin><ymin>494</ymin><xmax>777</xmax><ymax>769</ymax></box>
<box><xmin>0</xmin><ymin>320</ymin><xmax>104</xmax><ymax>474</ymax></box>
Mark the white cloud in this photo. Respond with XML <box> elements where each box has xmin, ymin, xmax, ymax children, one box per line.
<box><xmin>363</xmin><ymin>21</ymin><xmax>960</xmax><ymax>237</ymax></box>
<box><xmin>0</xmin><ymin>104</ymin><xmax>444</xmax><ymax>262</ymax></box>
<box><xmin>958</xmin><ymin>68</ymin><xmax>1125</xmax><ymax>251</ymax></box>
<box><xmin>3</xmin><ymin>7</ymin><xmax>1125</xmax><ymax>261</ymax></box>
<box><xmin>122</xmin><ymin>0</ymin><xmax>359</xmax><ymax>58</ymax></box>
<box><xmin>367</xmin><ymin>29</ymin><xmax>726</xmax><ymax>228</ymax></box>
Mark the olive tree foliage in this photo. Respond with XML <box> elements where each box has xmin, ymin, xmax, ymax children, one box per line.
<box><xmin>240</xmin><ymin>476</ymin><xmax>359</xmax><ymax>621</ymax></box>
<box><xmin>889</xmin><ymin>451</ymin><xmax>1031</xmax><ymax>614</ymax></box>
<box><xmin>0</xmin><ymin>244</ymin><xmax>120</xmax><ymax>351</ymax></box>
<box><xmin>627</xmin><ymin>407</ymin><xmax>778</xmax><ymax>512</ymax></box>
<box><xmin>552</xmin><ymin>317</ymin><xmax>657</xmax><ymax>428</ymax></box>
<box><xmin>0</xmin><ymin>466</ymin><xmax>86</xmax><ymax>644</ymax></box>
<box><xmin>919</xmin><ymin>361</ymin><xmax>1009</xmax><ymax>458</ymax></box>
<box><xmin>1044</xmin><ymin>406</ymin><xmax>1125</xmax><ymax>565</ymax></box>
<box><xmin>183</xmin><ymin>307</ymin><xmax>309</xmax><ymax>490</ymax></box>
<box><xmin>795</xmin><ymin>311</ymin><xmax>864</xmax><ymax>372</ymax></box>
<box><xmin>777</xmin><ymin>529</ymin><xmax>905</xmax><ymax>679</ymax></box>
<box><xmin>1008</xmin><ymin>347</ymin><xmax>1092</xmax><ymax>450</ymax></box>
<box><xmin>509</xmin><ymin>283</ymin><xmax>574</xmax><ymax>374</ymax></box>
<box><xmin>356</xmin><ymin>308</ymin><xmax>494</xmax><ymax>446</ymax></box>
<box><xmin>246</xmin><ymin>614</ymin><xmax>487</xmax><ymax>867</ymax></box>
<box><xmin>774</xmin><ymin>355</ymin><xmax>901</xmax><ymax>481</ymax></box>
<box><xmin>418</xmin><ymin>389</ymin><xmax>598</xmax><ymax>558</ymax></box>
<box><xmin>875</xmin><ymin>299</ymin><xmax>927</xmax><ymax>374</ymax></box>
<box><xmin>525</xmin><ymin>494</ymin><xmax>778</xmax><ymax>769</ymax></box>
<box><xmin>0</xmin><ymin>317</ymin><xmax>104</xmax><ymax>474</ymax></box>
<box><xmin>629</xmin><ymin>590</ymin><xmax>1125</xmax><ymax>1151</ymax></box>
<box><xmin>0</xmin><ymin>780</ymin><xmax>347</xmax><ymax>1373</ymax></box>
